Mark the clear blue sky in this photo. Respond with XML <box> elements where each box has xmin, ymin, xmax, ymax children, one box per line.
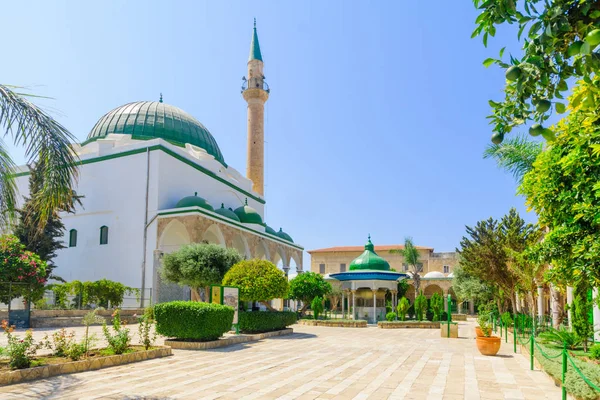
<box><xmin>3</xmin><ymin>1</ymin><xmax>536</xmax><ymax>267</ymax></box>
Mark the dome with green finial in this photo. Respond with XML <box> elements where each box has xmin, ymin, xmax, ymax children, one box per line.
<box><xmin>214</xmin><ymin>203</ymin><xmax>241</xmax><ymax>222</ymax></box>
<box><xmin>349</xmin><ymin>235</ymin><xmax>391</xmax><ymax>271</ymax></box>
<box><xmin>176</xmin><ymin>192</ymin><xmax>214</xmax><ymax>211</ymax></box>
<box><xmin>234</xmin><ymin>198</ymin><xmax>263</xmax><ymax>225</ymax></box>
<box><xmin>276</xmin><ymin>228</ymin><xmax>294</xmax><ymax>243</ymax></box>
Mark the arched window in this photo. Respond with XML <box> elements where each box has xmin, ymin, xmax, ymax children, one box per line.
<box><xmin>100</xmin><ymin>226</ymin><xmax>109</xmax><ymax>245</ymax></box>
<box><xmin>69</xmin><ymin>229</ymin><xmax>77</xmax><ymax>247</ymax></box>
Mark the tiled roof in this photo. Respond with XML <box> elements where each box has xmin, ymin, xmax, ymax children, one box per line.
<box><xmin>308</xmin><ymin>244</ymin><xmax>433</xmax><ymax>254</ymax></box>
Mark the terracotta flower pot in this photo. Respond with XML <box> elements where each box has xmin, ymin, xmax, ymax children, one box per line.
<box><xmin>476</xmin><ymin>336</ymin><xmax>501</xmax><ymax>356</ymax></box>
<box><xmin>475</xmin><ymin>326</ymin><xmax>484</xmax><ymax>337</ymax></box>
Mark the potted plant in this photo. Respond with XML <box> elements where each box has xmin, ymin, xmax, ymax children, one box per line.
<box><xmin>475</xmin><ymin>312</ymin><xmax>501</xmax><ymax>356</ymax></box>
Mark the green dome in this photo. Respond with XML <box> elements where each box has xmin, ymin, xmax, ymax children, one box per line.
<box><xmin>265</xmin><ymin>225</ymin><xmax>277</xmax><ymax>235</ymax></box>
<box><xmin>349</xmin><ymin>236</ymin><xmax>390</xmax><ymax>271</ymax></box>
<box><xmin>276</xmin><ymin>228</ymin><xmax>294</xmax><ymax>243</ymax></box>
<box><xmin>87</xmin><ymin>101</ymin><xmax>226</xmax><ymax>165</ymax></box>
<box><xmin>214</xmin><ymin>203</ymin><xmax>241</xmax><ymax>222</ymax></box>
<box><xmin>234</xmin><ymin>199</ymin><xmax>263</xmax><ymax>225</ymax></box>
<box><xmin>176</xmin><ymin>192</ymin><xmax>214</xmax><ymax>211</ymax></box>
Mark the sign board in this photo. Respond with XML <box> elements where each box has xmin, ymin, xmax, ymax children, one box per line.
<box><xmin>222</xmin><ymin>286</ymin><xmax>240</xmax><ymax>324</ymax></box>
<box><xmin>211</xmin><ymin>286</ymin><xmax>222</xmax><ymax>304</ymax></box>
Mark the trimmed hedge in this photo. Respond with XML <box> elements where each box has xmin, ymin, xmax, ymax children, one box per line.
<box><xmin>238</xmin><ymin>311</ymin><xmax>297</xmax><ymax>333</ymax></box>
<box><xmin>154</xmin><ymin>301</ymin><xmax>233</xmax><ymax>341</ymax></box>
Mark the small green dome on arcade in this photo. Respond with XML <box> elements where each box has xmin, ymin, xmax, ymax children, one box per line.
<box><xmin>176</xmin><ymin>192</ymin><xmax>214</xmax><ymax>211</ymax></box>
<box><xmin>265</xmin><ymin>225</ymin><xmax>277</xmax><ymax>235</ymax></box>
<box><xmin>214</xmin><ymin>203</ymin><xmax>241</xmax><ymax>222</ymax></box>
<box><xmin>234</xmin><ymin>199</ymin><xmax>263</xmax><ymax>225</ymax></box>
<box><xmin>349</xmin><ymin>236</ymin><xmax>390</xmax><ymax>271</ymax></box>
<box><xmin>276</xmin><ymin>228</ymin><xmax>294</xmax><ymax>243</ymax></box>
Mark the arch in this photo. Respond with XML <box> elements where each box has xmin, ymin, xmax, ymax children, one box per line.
<box><xmin>272</xmin><ymin>247</ymin><xmax>286</xmax><ymax>267</ymax></box>
<box><xmin>69</xmin><ymin>229</ymin><xmax>77</xmax><ymax>247</ymax></box>
<box><xmin>404</xmin><ymin>284</ymin><xmax>416</xmax><ymax>301</ymax></box>
<box><xmin>159</xmin><ymin>220</ymin><xmax>191</xmax><ymax>253</ymax></box>
<box><xmin>202</xmin><ymin>224</ymin><xmax>226</xmax><ymax>247</ymax></box>
<box><xmin>254</xmin><ymin>240</ymin><xmax>270</xmax><ymax>260</ymax></box>
<box><xmin>289</xmin><ymin>252</ymin><xmax>302</xmax><ymax>271</ymax></box>
<box><xmin>100</xmin><ymin>226</ymin><xmax>109</xmax><ymax>245</ymax></box>
<box><xmin>231</xmin><ymin>233</ymin><xmax>251</xmax><ymax>259</ymax></box>
<box><xmin>423</xmin><ymin>284</ymin><xmax>444</xmax><ymax>299</ymax></box>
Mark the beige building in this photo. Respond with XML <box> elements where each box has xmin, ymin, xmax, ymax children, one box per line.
<box><xmin>308</xmin><ymin>243</ymin><xmax>474</xmax><ymax>314</ymax></box>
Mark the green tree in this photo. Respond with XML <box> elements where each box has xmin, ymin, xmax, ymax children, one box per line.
<box><xmin>161</xmin><ymin>243</ymin><xmax>242</xmax><ymax>301</ymax></box>
<box><xmin>0</xmin><ymin>85</ymin><xmax>78</xmax><ymax>227</ymax></box>
<box><xmin>311</xmin><ymin>296</ymin><xmax>324</xmax><ymax>320</ymax></box>
<box><xmin>222</xmin><ymin>259</ymin><xmax>288</xmax><ymax>310</ymax></box>
<box><xmin>390</xmin><ymin>237</ymin><xmax>422</xmax><ymax>297</ymax></box>
<box><xmin>326</xmin><ymin>284</ymin><xmax>343</xmax><ymax>312</ymax></box>
<box><xmin>452</xmin><ymin>265</ymin><xmax>494</xmax><ymax>311</ymax></box>
<box><xmin>414</xmin><ymin>292</ymin><xmax>428</xmax><ymax>321</ymax></box>
<box><xmin>483</xmin><ymin>135</ymin><xmax>543</xmax><ymax>183</ymax></box>
<box><xmin>0</xmin><ymin>235</ymin><xmax>47</xmax><ymax>303</ymax></box>
<box><xmin>473</xmin><ymin>0</ymin><xmax>600</xmax><ymax>143</ymax></box>
<box><xmin>430</xmin><ymin>292</ymin><xmax>444</xmax><ymax>322</ymax></box>
<box><xmin>571</xmin><ymin>283</ymin><xmax>593</xmax><ymax>352</ymax></box>
<box><xmin>288</xmin><ymin>271</ymin><xmax>332</xmax><ymax>313</ymax></box>
<box><xmin>397</xmin><ymin>297</ymin><xmax>410</xmax><ymax>321</ymax></box>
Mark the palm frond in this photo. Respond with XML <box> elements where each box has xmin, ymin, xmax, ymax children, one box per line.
<box><xmin>0</xmin><ymin>137</ymin><xmax>17</xmax><ymax>227</ymax></box>
<box><xmin>483</xmin><ymin>134</ymin><xmax>543</xmax><ymax>183</ymax></box>
<box><xmin>0</xmin><ymin>85</ymin><xmax>79</xmax><ymax>227</ymax></box>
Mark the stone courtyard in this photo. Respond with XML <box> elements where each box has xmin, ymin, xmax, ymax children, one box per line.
<box><xmin>0</xmin><ymin>320</ymin><xmax>561</xmax><ymax>400</ymax></box>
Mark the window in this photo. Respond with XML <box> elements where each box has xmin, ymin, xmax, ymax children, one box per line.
<box><xmin>402</xmin><ymin>263</ymin><xmax>408</xmax><ymax>272</ymax></box>
<box><xmin>100</xmin><ymin>226</ymin><xmax>109</xmax><ymax>245</ymax></box>
<box><xmin>319</xmin><ymin>264</ymin><xmax>325</xmax><ymax>274</ymax></box>
<box><xmin>340</xmin><ymin>263</ymin><xmax>346</xmax><ymax>272</ymax></box>
<box><xmin>443</xmin><ymin>265</ymin><xmax>450</xmax><ymax>273</ymax></box>
<box><xmin>69</xmin><ymin>229</ymin><xmax>77</xmax><ymax>247</ymax></box>
<box><xmin>417</xmin><ymin>263</ymin><xmax>424</xmax><ymax>272</ymax></box>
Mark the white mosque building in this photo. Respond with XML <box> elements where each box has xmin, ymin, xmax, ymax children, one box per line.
<box><xmin>14</xmin><ymin>22</ymin><xmax>303</xmax><ymax>306</ymax></box>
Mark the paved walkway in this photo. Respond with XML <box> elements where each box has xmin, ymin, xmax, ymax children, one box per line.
<box><xmin>0</xmin><ymin>320</ymin><xmax>562</xmax><ymax>399</ymax></box>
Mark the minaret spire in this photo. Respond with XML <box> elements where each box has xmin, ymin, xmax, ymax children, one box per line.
<box><xmin>242</xmin><ymin>19</ymin><xmax>269</xmax><ymax>196</ymax></box>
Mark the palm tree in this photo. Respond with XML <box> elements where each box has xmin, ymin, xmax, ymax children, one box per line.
<box><xmin>483</xmin><ymin>134</ymin><xmax>543</xmax><ymax>184</ymax></box>
<box><xmin>390</xmin><ymin>237</ymin><xmax>421</xmax><ymax>297</ymax></box>
<box><xmin>0</xmin><ymin>85</ymin><xmax>78</xmax><ymax>228</ymax></box>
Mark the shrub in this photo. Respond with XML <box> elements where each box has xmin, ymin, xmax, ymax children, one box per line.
<box><xmin>138</xmin><ymin>307</ymin><xmax>156</xmax><ymax>350</ymax></box>
<box><xmin>238</xmin><ymin>311</ymin><xmax>297</xmax><ymax>333</ymax></box>
<box><xmin>590</xmin><ymin>344</ymin><xmax>600</xmax><ymax>360</ymax></box>
<box><xmin>289</xmin><ymin>272</ymin><xmax>332</xmax><ymax>307</ymax></box>
<box><xmin>414</xmin><ymin>293</ymin><xmax>427</xmax><ymax>321</ymax></box>
<box><xmin>102</xmin><ymin>309</ymin><xmax>131</xmax><ymax>354</ymax></box>
<box><xmin>430</xmin><ymin>293</ymin><xmax>443</xmax><ymax>321</ymax></box>
<box><xmin>501</xmin><ymin>311</ymin><xmax>513</xmax><ymax>327</ymax></box>
<box><xmin>386</xmin><ymin>312</ymin><xmax>396</xmax><ymax>321</ymax></box>
<box><xmin>0</xmin><ymin>235</ymin><xmax>47</xmax><ymax>304</ymax></box>
<box><xmin>538</xmin><ymin>327</ymin><xmax>583</xmax><ymax>350</ymax></box>
<box><xmin>311</xmin><ymin>296</ymin><xmax>324</xmax><ymax>320</ymax></box>
<box><xmin>397</xmin><ymin>297</ymin><xmax>410</xmax><ymax>321</ymax></box>
<box><xmin>1</xmin><ymin>320</ymin><xmax>42</xmax><ymax>369</ymax></box>
<box><xmin>223</xmin><ymin>259</ymin><xmax>288</xmax><ymax>302</ymax></box>
<box><xmin>48</xmin><ymin>328</ymin><xmax>76</xmax><ymax>357</ymax></box>
<box><xmin>154</xmin><ymin>301</ymin><xmax>233</xmax><ymax>341</ymax></box>
<box><xmin>477</xmin><ymin>312</ymin><xmax>492</xmax><ymax>337</ymax></box>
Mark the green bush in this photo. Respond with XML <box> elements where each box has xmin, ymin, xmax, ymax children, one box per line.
<box><xmin>397</xmin><ymin>297</ymin><xmax>410</xmax><ymax>321</ymax></box>
<box><xmin>311</xmin><ymin>296</ymin><xmax>324</xmax><ymax>320</ymax></box>
<box><xmin>590</xmin><ymin>344</ymin><xmax>600</xmax><ymax>360</ymax></box>
<box><xmin>238</xmin><ymin>311</ymin><xmax>297</xmax><ymax>333</ymax></box>
<box><xmin>154</xmin><ymin>301</ymin><xmax>234</xmax><ymax>341</ymax></box>
<box><xmin>386</xmin><ymin>312</ymin><xmax>396</xmax><ymax>321</ymax></box>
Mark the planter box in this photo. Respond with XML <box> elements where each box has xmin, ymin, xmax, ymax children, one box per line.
<box><xmin>164</xmin><ymin>328</ymin><xmax>293</xmax><ymax>350</ymax></box>
<box><xmin>378</xmin><ymin>321</ymin><xmax>441</xmax><ymax>329</ymax></box>
<box><xmin>30</xmin><ymin>309</ymin><xmax>144</xmax><ymax>328</ymax></box>
<box><xmin>440</xmin><ymin>322</ymin><xmax>458</xmax><ymax>338</ymax></box>
<box><xmin>298</xmin><ymin>320</ymin><xmax>367</xmax><ymax>328</ymax></box>
<box><xmin>451</xmin><ymin>314</ymin><xmax>467</xmax><ymax>321</ymax></box>
<box><xmin>0</xmin><ymin>346</ymin><xmax>171</xmax><ymax>386</ymax></box>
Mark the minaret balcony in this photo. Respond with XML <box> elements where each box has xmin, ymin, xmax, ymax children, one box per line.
<box><xmin>242</xmin><ymin>76</ymin><xmax>270</xmax><ymax>94</ymax></box>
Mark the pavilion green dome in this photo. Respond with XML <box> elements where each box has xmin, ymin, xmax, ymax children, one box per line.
<box><xmin>176</xmin><ymin>192</ymin><xmax>214</xmax><ymax>212</ymax></box>
<box><xmin>214</xmin><ymin>203</ymin><xmax>241</xmax><ymax>222</ymax></box>
<box><xmin>234</xmin><ymin>199</ymin><xmax>263</xmax><ymax>225</ymax></box>
<box><xmin>265</xmin><ymin>225</ymin><xmax>277</xmax><ymax>235</ymax></box>
<box><xmin>276</xmin><ymin>228</ymin><xmax>294</xmax><ymax>243</ymax></box>
<box><xmin>86</xmin><ymin>101</ymin><xmax>226</xmax><ymax>166</ymax></box>
<box><xmin>349</xmin><ymin>236</ymin><xmax>391</xmax><ymax>271</ymax></box>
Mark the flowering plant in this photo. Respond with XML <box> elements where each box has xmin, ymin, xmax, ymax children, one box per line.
<box><xmin>102</xmin><ymin>309</ymin><xmax>130</xmax><ymax>355</ymax></box>
<box><xmin>0</xmin><ymin>235</ymin><xmax>47</xmax><ymax>303</ymax></box>
<box><xmin>1</xmin><ymin>320</ymin><xmax>42</xmax><ymax>369</ymax></box>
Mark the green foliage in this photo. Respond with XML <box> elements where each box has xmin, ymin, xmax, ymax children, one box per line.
<box><xmin>154</xmin><ymin>301</ymin><xmax>233</xmax><ymax>341</ymax></box>
<box><xmin>49</xmin><ymin>279</ymin><xmax>138</xmax><ymax>309</ymax></box>
<box><xmin>397</xmin><ymin>297</ymin><xmax>410</xmax><ymax>321</ymax></box>
<box><xmin>161</xmin><ymin>243</ymin><xmax>242</xmax><ymax>294</ymax></box>
<box><xmin>385</xmin><ymin>312</ymin><xmax>396</xmax><ymax>321</ymax></box>
<box><xmin>520</xmin><ymin>81</ymin><xmax>600</xmax><ymax>290</ymax></box>
<box><xmin>397</xmin><ymin>279</ymin><xmax>408</xmax><ymax>298</ymax></box>
<box><xmin>137</xmin><ymin>307</ymin><xmax>156</xmax><ymax>351</ymax></box>
<box><xmin>501</xmin><ymin>312</ymin><xmax>513</xmax><ymax>327</ymax></box>
<box><xmin>430</xmin><ymin>293</ymin><xmax>444</xmax><ymax>322</ymax></box>
<box><xmin>414</xmin><ymin>292</ymin><xmax>428</xmax><ymax>321</ymax></box>
<box><xmin>572</xmin><ymin>283</ymin><xmax>593</xmax><ymax>351</ymax></box>
<box><xmin>590</xmin><ymin>344</ymin><xmax>600</xmax><ymax>360</ymax></box>
<box><xmin>238</xmin><ymin>311</ymin><xmax>297</xmax><ymax>333</ymax></box>
<box><xmin>483</xmin><ymin>135</ymin><xmax>543</xmax><ymax>184</ymax></box>
<box><xmin>473</xmin><ymin>0</ymin><xmax>600</xmax><ymax>142</ymax></box>
<box><xmin>0</xmin><ymin>235</ymin><xmax>47</xmax><ymax>303</ymax></box>
<box><xmin>41</xmin><ymin>328</ymin><xmax>87</xmax><ymax>361</ymax></box>
<box><xmin>102</xmin><ymin>309</ymin><xmax>131</xmax><ymax>355</ymax></box>
<box><xmin>222</xmin><ymin>259</ymin><xmax>288</xmax><ymax>302</ymax></box>
<box><xmin>82</xmin><ymin>310</ymin><xmax>103</xmax><ymax>357</ymax></box>
<box><xmin>538</xmin><ymin>327</ymin><xmax>583</xmax><ymax>350</ymax></box>
<box><xmin>1</xmin><ymin>320</ymin><xmax>42</xmax><ymax>369</ymax></box>
<box><xmin>390</xmin><ymin>237</ymin><xmax>421</xmax><ymax>293</ymax></box>
<box><xmin>288</xmin><ymin>271</ymin><xmax>332</xmax><ymax>305</ymax></box>
<box><xmin>452</xmin><ymin>265</ymin><xmax>492</xmax><ymax>305</ymax></box>
<box><xmin>477</xmin><ymin>312</ymin><xmax>492</xmax><ymax>337</ymax></box>
<box><xmin>311</xmin><ymin>296</ymin><xmax>324</xmax><ymax>320</ymax></box>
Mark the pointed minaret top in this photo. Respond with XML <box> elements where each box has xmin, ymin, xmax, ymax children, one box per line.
<box><xmin>249</xmin><ymin>18</ymin><xmax>263</xmax><ymax>62</ymax></box>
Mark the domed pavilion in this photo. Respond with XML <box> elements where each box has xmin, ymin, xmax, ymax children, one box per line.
<box><xmin>329</xmin><ymin>236</ymin><xmax>407</xmax><ymax>323</ymax></box>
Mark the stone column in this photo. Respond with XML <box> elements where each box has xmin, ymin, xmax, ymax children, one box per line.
<box><xmin>351</xmin><ymin>290</ymin><xmax>356</xmax><ymax>320</ymax></box>
<box><xmin>537</xmin><ymin>286</ymin><xmax>544</xmax><ymax>322</ymax></box>
<box><xmin>444</xmin><ymin>291</ymin><xmax>449</xmax><ymax>313</ymax></box>
<box><xmin>469</xmin><ymin>300</ymin><xmax>475</xmax><ymax>315</ymax></box>
<box><xmin>593</xmin><ymin>288</ymin><xmax>600</xmax><ymax>342</ymax></box>
<box><xmin>567</xmin><ymin>286</ymin><xmax>574</xmax><ymax>329</ymax></box>
<box><xmin>151</xmin><ymin>249</ymin><xmax>163</xmax><ymax>305</ymax></box>
<box><xmin>550</xmin><ymin>284</ymin><xmax>561</xmax><ymax>329</ymax></box>
<box><xmin>372</xmin><ymin>289</ymin><xmax>377</xmax><ymax>324</ymax></box>
<box><xmin>341</xmin><ymin>290</ymin><xmax>345</xmax><ymax>318</ymax></box>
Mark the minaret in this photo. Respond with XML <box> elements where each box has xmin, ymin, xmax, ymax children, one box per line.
<box><xmin>242</xmin><ymin>19</ymin><xmax>269</xmax><ymax>196</ymax></box>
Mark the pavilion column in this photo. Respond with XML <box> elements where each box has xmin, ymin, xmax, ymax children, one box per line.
<box><xmin>444</xmin><ymin>290</ymin><xmax>449</xmax><ymax>313</ymax></box>
<box><xmin>537</xmin><ymin>286</ymin><xmax>544</xmax><ymax>322</ymax></box>
<box><xmin>391</xmin><ymin>290</ymin><xmax>398</xmax><ymax>316</ymax></box>
<box><xmin>567</xmin><ymin>286</ymin><xmax>574</xmax><ymax>329</ymax></box>
<box><xmin>341</xmin><ymin>290</ymin><xmax>345</xmax><ymax>318</ymax></box>
<box><xmin>351</xmin><ymin>290</ymin><xmax>356</xmax><ymax>320</ymax></box>
<box><xmin>593</xmin><ymin>288</ymin><xmax>600</xmax><ymax>342</ymax></box>
<box><xmin>372</xmin><ymin>289</ymin><xmax>377</xmax><ymax>324</ymax></box>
